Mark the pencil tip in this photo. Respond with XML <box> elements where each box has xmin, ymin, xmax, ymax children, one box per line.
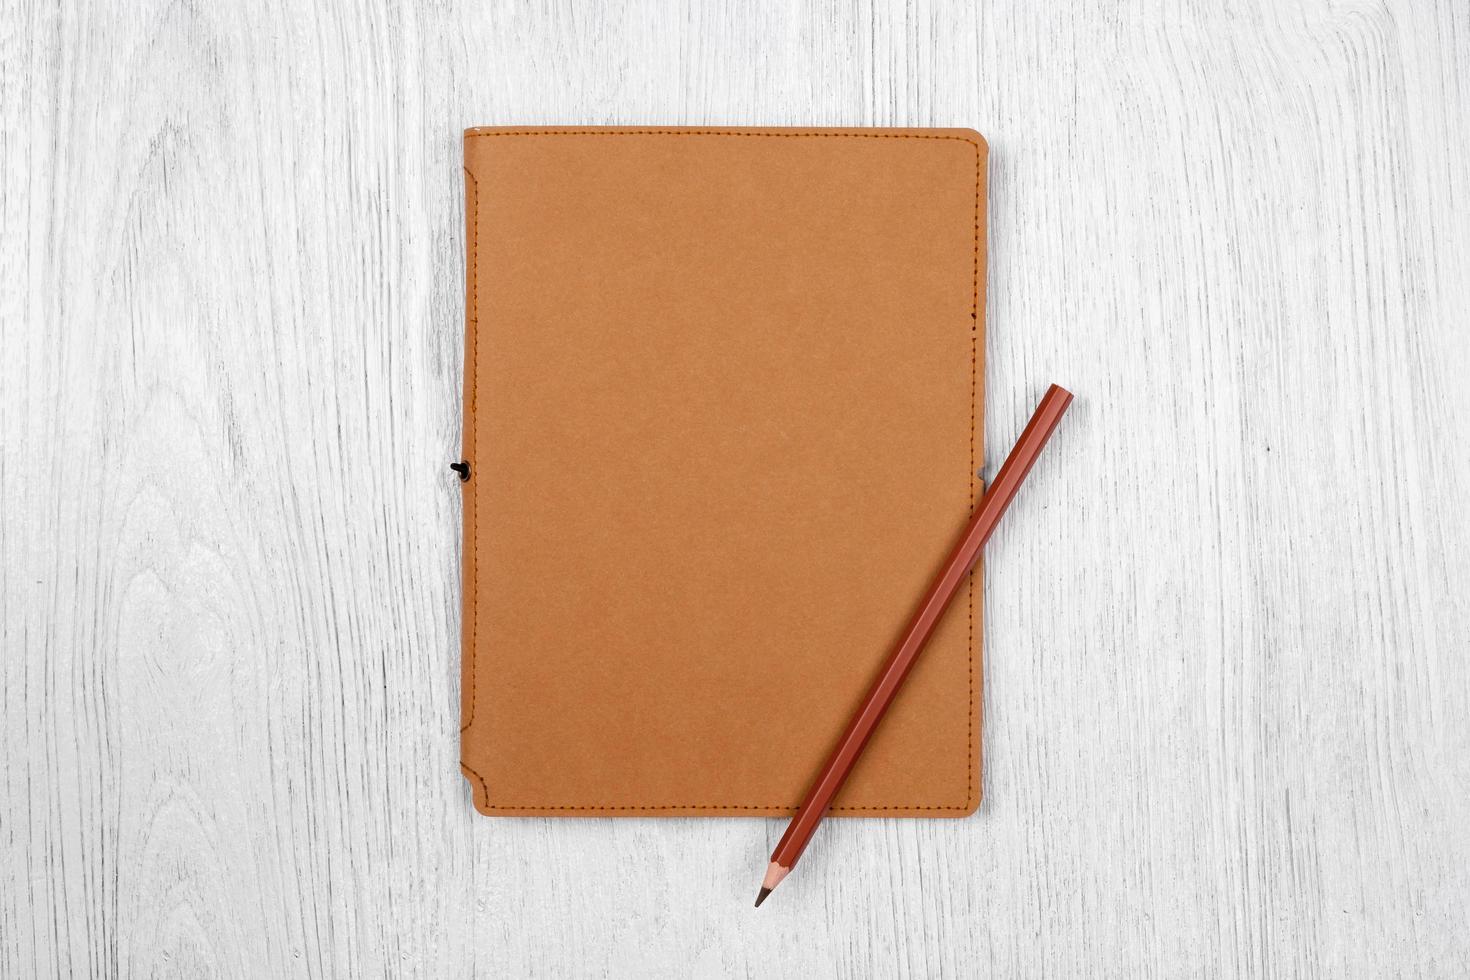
<box><xmin>754</xmin><ymin>887</ymin><xmax>772</xmax><ymax>908</ymax></box>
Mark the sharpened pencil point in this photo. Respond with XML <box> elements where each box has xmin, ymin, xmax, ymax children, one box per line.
<box><xmin>754</xmin><ymin>887</ymin><xmax>771</xmax><ymax>908</ymax></box>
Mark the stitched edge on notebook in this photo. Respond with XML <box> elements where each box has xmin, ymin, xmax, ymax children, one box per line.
<box><xmin>460</xmin><ymin>129</ymin><xmax>983</xmax><ymax>813</ymax></box>
<box><xmin>460</xmin><ymin>167</ymin><xmax>480</xmax><ymax>736</ymax></box>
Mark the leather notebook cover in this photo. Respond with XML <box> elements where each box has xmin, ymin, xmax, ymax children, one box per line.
<box><xmin>460</xmin><ymin>126</ymin><xmax>987</xmax><ymax>817</ymax></box>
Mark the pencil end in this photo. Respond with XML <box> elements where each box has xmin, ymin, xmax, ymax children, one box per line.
<box><xmin>756</xmin><ymin>860</ymin><xmax>791</xmax><ymax>907</ymax></box>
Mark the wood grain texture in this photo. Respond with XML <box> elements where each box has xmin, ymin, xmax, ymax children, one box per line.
<box><xmin>2</xmin><ymin>0</ymin><xmax>1467</xmax><ymax>975</ymax></box>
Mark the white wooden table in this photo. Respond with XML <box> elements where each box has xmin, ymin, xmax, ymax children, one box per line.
<box><xmin>4</xmin><ymin>0</ymin><xmax>1468</xmax><ymax>975</ymax></box>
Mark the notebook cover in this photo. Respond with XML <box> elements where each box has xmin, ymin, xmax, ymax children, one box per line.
<box><xmin>460</xmin><ymin>126</ymin><xmax>987</xmax><ymax>817</ymax></box>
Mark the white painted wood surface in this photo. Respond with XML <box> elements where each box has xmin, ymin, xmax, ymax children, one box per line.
<box><xmin>4</xmin><ymin>0</ymin><xmax>1468</xmax><ymax>975</ymax></box>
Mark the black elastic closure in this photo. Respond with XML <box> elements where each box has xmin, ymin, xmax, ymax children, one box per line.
<box><xmin>450</xmin><ymin>460</ymin><xmax>471</xmax><ymax>482</ymax></box>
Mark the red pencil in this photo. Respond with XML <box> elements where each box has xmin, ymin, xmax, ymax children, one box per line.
<box><xmin>756</xmin><ymin>383</ymin><xmax>1074</xmax><ymax>907</ymax></box>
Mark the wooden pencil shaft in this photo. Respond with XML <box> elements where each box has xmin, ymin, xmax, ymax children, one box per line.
<box><xmin>770</xmin><ymin>384</ymin><xmax>1073</xmax><ymax>871</ymax></box>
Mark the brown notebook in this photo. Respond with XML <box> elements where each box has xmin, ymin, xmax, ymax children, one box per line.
<box><xmin>460</xmin><ymin>126</ymin><xmax>987</xmax><ymax>817</ymax></box>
